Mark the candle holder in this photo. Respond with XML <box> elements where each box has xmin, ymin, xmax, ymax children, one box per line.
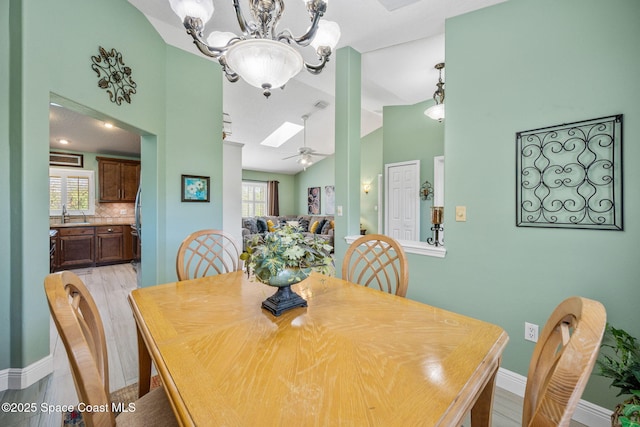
<box><xmin>427</xmin><ymin>206</ymin><xmax>444</xmax><ymax>247</ymax></box>
<box><xmin>427</xmin><ymin>223</ymin><xmax>444</xmax><ymax>246</ymax></box>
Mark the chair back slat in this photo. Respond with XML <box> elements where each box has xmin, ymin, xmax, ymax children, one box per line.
<box><xmin>176</xmin><ymin>229</ymin><xmax>242</xmax><ymax>280</ymax></box>
<box><xmin>342</xmin><ymin>234</ymin><xmax>409</xmax><ymax>297</ymax></box>
<box><xmin>45</xmin><ymin>271</ymin><xmax>115</xmax><ymax>427</ymax></box>
<box><xmin>523</xmin><ymin>296</ymin><xmax>606</xmax><ymax>427</ymax></box>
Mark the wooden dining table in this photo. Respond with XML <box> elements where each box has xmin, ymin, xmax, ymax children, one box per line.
<box><xmin>128</xmin><ymin>271</ymin><xmax>508</xmax><ymax>427</ymax></box>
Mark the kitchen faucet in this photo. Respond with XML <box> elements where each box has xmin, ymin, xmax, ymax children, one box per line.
<box><xmin>61</xmin><ymin>204</ymin><xmax>68</xmax><ymax>224</ymax></box>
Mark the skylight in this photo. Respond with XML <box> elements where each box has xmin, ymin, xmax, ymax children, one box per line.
<box><xmin>260</xmin><ymin>122</ymin><xmax>304</xmax><ymax>148</ymax></box>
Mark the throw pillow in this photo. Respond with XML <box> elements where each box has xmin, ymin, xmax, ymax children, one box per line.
<box><xmin>321</xmin><ymin>220</ymin><xmax>332</xmax><ymax>235</ymax></box>
<box><xmin>256</xmin><ymin>218</ymin><xmax>268</xmax><ymax>234</ymax></box>
<box><xmin>315</xmin><ymin>219</ymin><xmax>326</xmax><ymax>234</ymax></box>
<box><xmin>330</xmin><ymin>220</ymin><xmax>335</xmax><ymax>229</ymax></box>
<box><xmin>297</xmin><ymin>217</ymin><xmax>310</xmax><ymax>232</ymax></box>
<box><xmin>309</xmin><ymin>221</ymin><xmax>320</xmax><ymax>233</ymax></box>
<box><xmin>286</xmin><ymin>220</ymin><xmax>299</xmax><ymax>228</ymax></box>
<box><xmin>242</xmin><ymin>218</ymin><xmax>258</xmax><ymax>234</ymax></box>
<box><xmin>266</xmin><ymin>219</ymin><xmax>275</xmax><ymax>232</ymax></box>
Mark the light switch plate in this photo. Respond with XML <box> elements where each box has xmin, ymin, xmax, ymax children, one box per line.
<box><xmin>455</xmin><ymin>206</ymin><xmax>467</xmax><ymax>222</ymax></box>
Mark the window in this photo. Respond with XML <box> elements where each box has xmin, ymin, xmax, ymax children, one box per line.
<box><xmin>49</xmin><ymin>167</ymin><xmax>96</xmax><ymax>216</ymax></box>
<box><xmin>242</xmin><ymin>181</ymin><xmax>267</xmax><ymax>217</ymax></box>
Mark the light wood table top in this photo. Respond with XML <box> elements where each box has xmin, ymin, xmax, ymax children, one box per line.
<box><xmin>129</xmin><ymin>272</ymin><xmax>508</xmax><ymax>427</ymax></box>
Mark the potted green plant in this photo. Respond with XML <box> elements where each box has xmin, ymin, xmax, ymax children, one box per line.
<box><xmin>618</xmin><ymin>390</ymin><xmax>640</xmax><ymax>427</ymax></box>
<box><xmin>241</xmin><ymin>224</ymin><xmax>334</xmax><ymax>316</ymax></box>
<box><xmin>597</xmin><ymin>324</ymin><xmax>640</xmax><ymax>427</ymax></box>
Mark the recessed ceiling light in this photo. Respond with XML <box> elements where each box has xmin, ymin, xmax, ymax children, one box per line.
<box><xmin>260</xmin><ymin>122</ymin><xmax>304</xmax><ymax>148</ymax></box>
<box><xmin>58</xmin><ymin>139</ymin><xmax>70</xmax><ymax>145</ymax></box>
<box><xmin>104</xmin><ymin>122</ymin><xmax>114</xmax><ymax>129</ymax></box>
<box><xmin>49</xmin><ymin>102</ymin><xmax>62</xmax><ymax>107</ymax></box>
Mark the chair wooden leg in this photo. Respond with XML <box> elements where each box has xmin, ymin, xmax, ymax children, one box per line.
<box><xmin>470</xmin><ymin>362</ymin><xmax>499</xmax><ymax>427</ymax></box>
<box><xmin>136</xmin><ymin>326</ymin><xmax>152</xmax><ymax>398</ymax></box>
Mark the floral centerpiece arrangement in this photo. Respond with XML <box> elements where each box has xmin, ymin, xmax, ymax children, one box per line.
<box><xmin>242</xmin><ymin>224</ymin><xmax>334</xmax><ymax>284</ymax></box>
<box><xmin>597</xmin><ymin>324</ymin><xmax>640</xmax><ymax>427</ymax></box>
<box><xmin>241</xmin><ymin>224</ymin><xmax>334</xmax><ymax>316</ymax></box>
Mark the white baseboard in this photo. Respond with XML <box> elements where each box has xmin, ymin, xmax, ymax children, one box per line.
<box><xmin>497</xmin><ymin>367</ymin><xmax>611</xmax><ymax>426</ymax></box>
<box><xmin>0</xmin><ymin>355</ymin><xmax>54</xmax><ymax>391</ymax></box>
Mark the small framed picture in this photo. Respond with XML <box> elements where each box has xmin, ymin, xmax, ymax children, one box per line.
<box><xmin>181</xmin><ymin>174</ymin><xmax>210</xmax><ymax>202</ymax></box>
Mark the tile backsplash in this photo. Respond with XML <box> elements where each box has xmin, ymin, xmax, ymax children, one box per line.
<box><xmin>50</xmin><ymin>202</ymin><xmax>135</xmax><ymax>226</ymax></box>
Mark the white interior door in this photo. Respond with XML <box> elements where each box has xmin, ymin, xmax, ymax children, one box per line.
<box><xmin>385</xmin><ymin>160</ymin><xmax>420</xmax><ymax>241</ymax></box>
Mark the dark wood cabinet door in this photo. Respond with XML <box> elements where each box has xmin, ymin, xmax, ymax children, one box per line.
<box><xmin>96</xmin><ymin>226</ymin><xmax>124</xmax><ymax>264</ymax></box>
<box><xmin>59</xmin><ymin>235</ymin><xmax>95</xmax><ymax>268</ymax></box>
<box><xmin>123</xmin><ymin>227</ymin><xmax>134</xmax><ymax>261</ymax></box>
<box><xmin>99</xmin><ymin>160</ymin><xmax>121</xmax><ymax>202</ymax></box>
<box><xmin>121</xmin><ymin>162</ymin><xmax>140</xmax><ymax>202</ymax></box>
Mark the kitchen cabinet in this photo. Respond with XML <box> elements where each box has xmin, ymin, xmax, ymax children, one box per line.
<box><xmin>49</xmin><ymin>230</ymin><xmax>58</xmax><ymax>273</ymax></box>
<box><xmin>96</xmin><ymin>225</ymin><xmax>124</xmax><ymax>264</ymax></box>
<box><xmin>51</xmin><ymin>224</ymin><xmax>134</xmax><ymax>271</ymax></box>
<box><xmin>56</xmin><ymin>227</ymin><xmax>95</xmax><ymax>269</ymax></box>
<box><xmin>97</xmin><ymin>157</ymin><xmax>140</xmax><ymax>202</ymax></box>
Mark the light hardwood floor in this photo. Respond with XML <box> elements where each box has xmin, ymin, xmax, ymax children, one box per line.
<box><xmin>0</xmin><ymin>264</ymin><xmax>588</xmax><ymax>426</ymax></box>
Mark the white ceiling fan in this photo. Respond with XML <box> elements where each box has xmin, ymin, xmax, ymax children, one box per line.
<box><xmin>282</xmin><ymin>114</ymin><xmax>330</xmax><ymax>170</ymax></box>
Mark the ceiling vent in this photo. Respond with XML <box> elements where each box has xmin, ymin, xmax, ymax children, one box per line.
<box><xmin>314</xmin><ymin>100</ymin><xmax>329</xmax><ymax>110</ymax></box>
<box><xmin>376</xmin><ymin>0</ymin><xmax>420</xmax><ymax>12</ymax></box>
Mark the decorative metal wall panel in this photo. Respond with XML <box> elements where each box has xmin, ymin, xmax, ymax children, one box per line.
<box><xmin>91</xmin><ymin>46</ymin><xmax>136</xmax><ymax>105</ymax></box>
<box><xmin>516</xmin><ymin>115</ymin><xmax>623</xmax><ymax>230</ymax></box>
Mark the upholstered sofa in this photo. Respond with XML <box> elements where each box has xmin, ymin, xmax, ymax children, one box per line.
<box><xmin>241</xmin><ymin>215</ymin><xmax>335</xmax><ymax>251</ymax></box>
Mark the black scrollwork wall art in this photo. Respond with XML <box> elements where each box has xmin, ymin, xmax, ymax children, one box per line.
<box><xmin>516</xmin><ymin>115</ymin><xmax>623</xmax><ymax>230</ymax></box>
<box><xmin>91</xmin><ymin>47</ymin><xmax>137</xmax><ymax>105</ymax></box>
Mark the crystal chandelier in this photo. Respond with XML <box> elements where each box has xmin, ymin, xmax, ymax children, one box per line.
<box><xmin>169</xmin><ymin>0</ymin><xmax>341</xmax><ymax>98</ymax></box>
<box><xmin>424</xmin><ymin>62</ymin><xmax>445</xmax><ymax>122</ymax></box>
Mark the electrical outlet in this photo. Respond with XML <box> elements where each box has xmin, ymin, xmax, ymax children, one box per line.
<box><xmin>525</xmin><ymin>322</ymin><xmax>539</xmax><ymax>342</ymax></box>
<box><xmin>120</xmin><ymin>209</ymin><xmax>127</xmax><ymax>215</ymax></box>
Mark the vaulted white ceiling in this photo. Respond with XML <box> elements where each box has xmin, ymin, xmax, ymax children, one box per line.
<box><xmin>50</xmin><ymin>0</ymin><xmax>506</xmax><ymax>174</ymax></box>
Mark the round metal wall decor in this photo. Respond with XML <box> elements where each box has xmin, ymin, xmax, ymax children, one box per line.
<box><xmin>91</xmin><ymin>46</ymin><xmax>137</xmax><ymax>105</ymax></box>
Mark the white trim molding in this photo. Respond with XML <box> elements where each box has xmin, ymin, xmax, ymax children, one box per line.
<box><xmin>0</xmin><ymin>355</ymin><xmax>54</xmax><ymax>391</ymax></box>
<box><xmin>344</xmin><ymin>235</ymin><xmax>446</xmax><ymax>258</ymax></box>
<box><xmin>497</xmin><ymin>367</ymin><xmax>611</xmax><ymax>426</ymax></box>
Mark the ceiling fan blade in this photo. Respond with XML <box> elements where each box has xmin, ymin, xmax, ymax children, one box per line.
<box><xmin>282</xmin><ymin>154</ymin><xmax>300</xmax><ymax>160</ymax></box>
<box><xmin>309</xmin><ymin>152</ymin><xmax>331</xmax><ymax>157</ymax></box>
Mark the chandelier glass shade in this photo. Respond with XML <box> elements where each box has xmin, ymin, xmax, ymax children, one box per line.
<box><xmin>169</xmin><ymin>0</ymin><xmax>341</xmax><ymax>98</ymax></box>
<box><xmin>424</xmin><ymin>62</ymin><xmax>445</xmax><ymax>122</ymax></box>
<box><xmin>424</xmin><ymin>103</ymin><xmax>444</xmax><ymax>121</ymax></box>
<box><xmin>226</xmin><ymin>40</ymin><xmax>303</xmax><ymax>97</ymax></box>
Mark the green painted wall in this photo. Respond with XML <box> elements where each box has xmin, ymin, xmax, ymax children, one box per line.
<box><xmin>242</xmin><ymin>170</ymin><xmax>296</xmax><ymax>215</ymax></box>
<box><xmin>383</xmin><ymin>100</ymin><xmax>444</xmax><ymax>241</ymax></box>
<box><xmin>163</xmin><ymin>46</ymin><xmax>223</xmax><ymax>281</ymax></box>
<box><xmin>334</xmin><ymin>47</ymin><xmax>362</xmax><ymax>263</ymax></box>
<box><xmin>1</xmin><ymin>0</ymin><xmax>12</xmax><ymax>371</ymax></box>
<box><xmin>360</xmin><ymin>128</ymin><xmax>383</xmax><ymax>234</ymax></box>
<box><xmin>399</xmin><ymin>0</ymin><xmax>639</xmax><ymax>409</ymax></box>
<box><xmin>294</xmin><ymin>156</ymin><xmax>336</xmax><ymax>216</ymax></box>
<box><xmin>3</xmin><ymin>0</ymin><xmax>223</xmax><ymax>371</ymax></box>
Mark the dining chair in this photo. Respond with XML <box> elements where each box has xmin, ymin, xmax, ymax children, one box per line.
<box><xmin>522</xmin><ymin>296</ymin><xmax>606</xmax><ymax>427</ymax></box>
<box><xmin>176</xmin><ymin>229</ymin><xmax>243</xmax><ymax>280</ymax></box>
<box><xmin>342</xmin><ymin>234</ymin><xmax>409</xmax><ymax>297</ymax></box>
<box><xmin>44</xmin><ymin>271</ymin><xmax>177</xmax><ymax>427</ymax></box>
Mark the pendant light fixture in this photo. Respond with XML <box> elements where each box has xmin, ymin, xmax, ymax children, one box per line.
<box><xmin>169</xmin><ymin>0</ymin><xmax>341</xmax><ymax>98</ymax></box>
<box><xmin>424</xmin><ymin>62</ymin><xmax>445</xmax><ymax>122</ymax></box>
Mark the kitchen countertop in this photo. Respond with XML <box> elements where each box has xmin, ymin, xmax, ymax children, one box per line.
<box><xmin>51</xmin><ymin>222</ymin><xmax>134</xmax><ymax>228</ymax></box>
